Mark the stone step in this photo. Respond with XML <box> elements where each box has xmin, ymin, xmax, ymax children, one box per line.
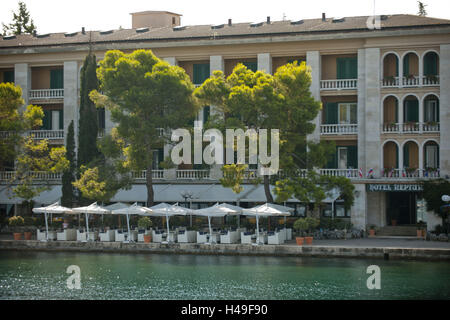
<box><xmin>377</xmin><ymin>226</ymin><xmax>418</xmax><ymax>236</ymax></box>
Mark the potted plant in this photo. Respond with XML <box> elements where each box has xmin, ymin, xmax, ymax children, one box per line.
<box><xmin>138</xmin><ymin>217</ymin><xmax>153</xmax><ymax>243</ymax></box>
<box><xmin>23</xmin><ymin>216</ymin><xmax>36</xmax><ymax>240</ymax></box>
<box><xmin>293</xmin><ymin>218</ymin><xmax>308</xmax><ymax>245</ymax></box>
<box><xmin>304</xmin><ymin>217</ymin><xmax>320</xmax><ymax>245</ymax></box>
<box><xmin>8</xmin><ymin>216</ymin><xmax>25</xmax><ymax>240</ymax></box>
<box><xmin>368</xmin><ymin>225</ymin><xmax>376</xmax><ymax>237</ymax></box>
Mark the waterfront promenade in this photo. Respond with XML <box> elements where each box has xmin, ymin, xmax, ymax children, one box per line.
<box><xmin>0</xmin><ymin>237</ymin><xmax>449</xmax><ymax>261</ymax></box>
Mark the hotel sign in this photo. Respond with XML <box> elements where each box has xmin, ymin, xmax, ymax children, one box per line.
<box><xmin>366</xmin><ymin>184</ymin><xmax>423</xmax><ymax>192</ymax></box>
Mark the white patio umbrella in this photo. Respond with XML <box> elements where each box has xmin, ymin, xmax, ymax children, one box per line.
<box><xmin>146</xmin><ymin>203</ymin><xmax>190</xmax><ymax>243</ymax></box>
<box><xmin>193</xmin><ymin>203</ymin><xmax>237</xmax><ymax>243</ymax></box>
<box><xmin>215</xmin><ymin>203</ymin><xmax>244</xmax><ymax>228</ymax></box>
<box><xmin>72</xmin><ymin>202</ymin><xmax>110</xmax><ymax>238</ymax></box>
<box><xmin>242</xmin><ymin>203</ymin><xmax>293</xmax><ymax>245</ymax></box>
<box><xmin>111</xmin><ymin>202</ymin><xmax>151</xmax><ymax>242</ymax></box>
<box><xmin>32</xmin><ymin>202</ymin><xmax>74</xmax><ymax>241</ymax></box>
<box><xmin>103</xmin><ymin>202</ymin><xmax>130</xmax><ymax>211</ymax></box>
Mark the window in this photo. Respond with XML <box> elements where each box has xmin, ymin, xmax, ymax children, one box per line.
<box><xmin>243</xmin><ymin>61</ymin><xmax>257</xmax><ymax>72</ymax></box>
<box><xmin>327</xmin><ymin>146</ymin><xmax>357</xmax><ymax>169</ymax></box>
<box><xmin>3</xmin><ymin>70</ymin><xmax>14</xmax><ymax>83</ymax></box>
<box><xmin>42</xmin><ymin>109</ymin><xmax>63</xmax><ymax>130</ymax></box>
<box><xmin>338</xmin><ymin>103</ymin><xmax>357</xmax><ymax>124</ymax></box>
<box><xmin>50</xmin><ymin>69</ymin><xmax>64</xmax><ymax>89</ymax></box>
<box><xmin>336</xmin><ymin>57</ymin><xmax>357</xmax><ymax>79</ymax></box>
<box><xmin>404</xmin><ymin>99</ymin><xmax>419</xmax><ymax>122</ymax></box>
<box><xmin>285</xmin><ymin>203</ymin><xmax>306</xmax><ymax>217</ymax></box>
<box><xmin>337</xmin><ymin>147</ymin><xmax>348</xmax><ymax>169</ymax></box>
<box><xmin>425</xmin><ymin>145</ymin><xmax>438</xmax><ymax>168</ymax></box>
<box><xmin>98</xmin><ymin>108</ymin><xmax>105</xmax><ymax>130</ymax></box>
<box><xmin>193</xmin><ymin>63</ymin><xmax>210</xmax><ymax>85</ymax></box>
<box><xmin>424</xmin><ymin>52</ymin><xmax>438</xmax><ymax>76</ymax></box>
<box><xmin>203</xmin><ymin>106</ymin><xmax>210</xmax><ymax>123</ymax></box>
<box><xmin>152</xmin><ymin>148</ymin><xmax>164</xmax><ymax>170</ymax></box>
<box><xmin>172</xmin><ymin>17</ymin><xmax>176</xmax><ymax>25</ymax></box>
<box><xmin>424</xmin><ymin>100</ymin><xmax>439</xmax><ymax>122</ymax></box>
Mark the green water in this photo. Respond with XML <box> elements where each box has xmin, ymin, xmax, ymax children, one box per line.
<box><xmin>0</xmin><ymin>251</ymin><xmax>449</xmax><ymax>300</ymax></box>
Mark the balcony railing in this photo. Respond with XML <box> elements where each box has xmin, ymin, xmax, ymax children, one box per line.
<box><xmin>381</xmin><ymin>76</ymin><xmax>400</xmax><ymax>87</ymax></box>
<box><xmin>381</xmin><ymin>168</ymin><xmax>440</xmax><ymax>179</ymax></box>
<box><xmin>319</xmin><ymin>169</ymin><xmax>359</xmax><ymax>178</ymax></box>
<box><xmin>402</xmin><ymin>76</ymin><xmax>420</xmax><ymax>87</ymax></box>
<box><xmin>382</xmin><ymin>122</ymin><xmax>440</xmax><ymax>134</ymax></box>
<box><xmin>422</xmin><ymin>75</ymin><xmax>439</xmax><ymax>86</ymax></box>
<box><xmin>29</xmin><ymin>89</ymin><xmax>64</xmax><ymax>99</ymax></box>
<box><xmin>28</xmin><ymin>130</ymin><xmax>64</xmax><ymax>140</ymax></box>
<box><xmin>131</xmin><ymin>170</ymin><xmax>164</xmax><ymax>180</ymax></box>
<box><xmin>0</xmin><ymin>171</ymin><xmax>62</xmax><ymax>183</ymax></box>
<box><xmin>320</xmin><ymin>79</ymin><xmax>357</xmax><ymax>90</ymax></box>
<box><xmin>320</xmin><ymin>124</ymin><xmax>358</xmax><ymax>135</ymax></box>
<box><xmin>176</xmin><ymin>169</ymin><xmax>210</xmax><ymax>180</ymax></box>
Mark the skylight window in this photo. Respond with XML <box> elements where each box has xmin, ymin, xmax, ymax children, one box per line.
<box><xmin>64</xmin><ymin>32</ymin><xmax>78</xmax><ymax>37</ymax></box>
<box><xmin>290</xmin><ymin>19</ymin><xmax>304</xmax><ymax>25</ymax></box>
<box><xmin>36</xmin><ymin>33</ymin><xmax>50</xmax><ymax>38</ymax></box>
<box><xmin>250</xmin><ymin>22</ymin><xmax>264</xmax><ymax>28</ymax></box>
<box><xmin>99</xmin><ymin>30</ymin><xmax>114</xmax><ymax>35</ymax></box>
<box><xmin>136</xmin><ymin>27</ymin><xmax>149</xmax><ymax>33</ymax></box>
<box><xmin>332</xmin><ymin>17</ymin><xmax>345</xmax><ymax>23</ymax></box>
<box><xmin>211</xmin><ymin>24</ymin><xmax>224</xmax><ymax>30</ymax></box>
<box><xmin>3</xmin><ymin>35</ymin><xmax>16</xmax><ymax>40</ymax></box>
<box><xmin>173</xmin><ymin>26</ymin><xmax>187</xmax><ymax>31</ymax></box>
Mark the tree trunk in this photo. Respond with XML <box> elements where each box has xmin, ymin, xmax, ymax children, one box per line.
<box><xmin>146</xmin><ymin>164</ymin><xmax>154</xmax><ymax>207</ymax></box>
<box><xmin>264</xmin><ymin>175</ymin><xmax>274</xmax><ymax>203</ymax></box>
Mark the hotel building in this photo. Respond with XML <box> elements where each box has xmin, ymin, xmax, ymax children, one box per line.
<box><xmin>1</xmin><ymin>11</ymin><xmax>449</xmax><ymax>234</ymax></box>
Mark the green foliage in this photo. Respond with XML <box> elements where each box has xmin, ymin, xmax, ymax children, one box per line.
<box><xmin>220</xmin><ymin>164</ymin><xmax>249</xmax><ymax>194</ymax></box>
<box><xmin>159</xmin><ymin>156</ymin><xmax>175</xmax><ymax>169</ymax></box>
<box><xmin>137</xmin><ymin>216</ymin><xmax>153</xmax><ymax>229</ymax></box>
<box><xmin>293</xmin><ymin>218</ymin><xmax>309</xmax><ymax>231</ymax></box>
<box><xmin>422</xmin><ymin>179</ymin><xmax>450</xmax><ymax>222</ymax></box>
<box><xmin>78</xmin><ymin>54</ymin><xmax>100</xmax><ymax>168</ymax></box>
<box><xmin>8</xmin><ymin>216</ymin><xmax>24</xmax><ymax>226</ymax></box>
<box><xmin>61</xmin><ymin>121</ymin><xmax>76</xmax><ymax>207</ymax></box>
<box><xmin>92</xmin><ymin>49</ymin><xmax>199</xmax><ymax>205</ymax></box>
<box><xmin>417</xmin><ymin>1</ymin><xmax>427</xmax><ymax>16</ymax></box>
<box><xmin>72</xmin><ymin>166</ymin><xmax>106</xmax><ymax>201</ymax></box>
<box><xmin>23</xmin><ymin>216</ymin><xmax>36</xmax><ymax>226</ymax></box>
<box><xmin>2</xmin><ymin>1</ymin><xmax>37</xmax><ymax>36</ymax></box>
<box><xmin>319</xmin><ymin>218</ymin><xmax>353</xmax><ymax>230</ymax></box>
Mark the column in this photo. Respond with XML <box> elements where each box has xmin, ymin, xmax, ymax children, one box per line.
<box><xmin>419</xmin><ymin>54</ymin><xmax>424</xmax><ymax>86</ymax></box>
<box><xmin>357</xmin><ymin>49</ymin><xmax>366</xmax><ymax>174</ymax></box>
<box><xmin>399</xmin><ymin>54</ymin><xmax>404</xmax><ymax>88</ymax></box>
<box><xmin>364</xmin><ymin>48</ymin><xmax>381</xmax><ymax>176</ymax></box>
<box><xmin>257</xmin><ymin>53</ymin><xmax>272</xmax><ymax>74</ymax></box>
<box><xmin>209</xmin><ymin>55</ymin><xmax>225</xmax><ymax>179</ymax></box>
<box><xmin>439</xmin><ymin>44</ymin><xmax>450</xmax><ymax>177</ymax></box>
<box><xmin>352</xmin><ymin>184</ymin><xmax>367</xmax><ymax>230</ymax></box>
<box><xmin>14</xmin><ymin>63</ymin><xmax>31</xmax><ymax>108</ymax></box>
<box><xmin>63</xmin><ymin>61</ymin><xmax>79</xmax><ymax>150</ymax></box>
<box><xmin>418</xmin><ymin>143</ymin><xmax>424</xmax><ymax>177</ymax></box>
<box><xmin>306</xmin><ymin>51</ymin><xmax>321</xmax><ymax>143</ymax></box>
<box><xmin>398</xmin><ymin>143</ymin><xmax>404</xmax><ymax>171</ymax></box>
<box><xmin>418</xmin><ymin>97</ymin><xmax>423</xmax><ymax>133</ymax></box>
<box><xmin>399</xmin><ymin>97</ymin><xmax>404</xmax><ymax>132</ymax></box>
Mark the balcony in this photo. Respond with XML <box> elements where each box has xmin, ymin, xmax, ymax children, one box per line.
<box><xmin>320</xmin><ymin>124</ymin><xmax>358</xmax><ymax>135</ymax></box>
<box><xmin>422</xmin><ymin>75</ymin><xmax>440</xmax><ymax>86</ymax></box>
<box><xmin>131</xmin><ymin>170</ymin><xmax>164</xmax><ymax>180</ymax></box>
<box><xmin>176</xmin><ymin>169</ymin><xmax>210</xmax><ymax>180</ymax></box>
<box><xmin>381</xmin><ymin>122</ymin><xmax>440</xmax><ymax>134</ymax></box>
<box><xmin>402</xmin><ymin>76</ymin><xmax>420</xmax><ymax>87</ymax></box>
<box><xmin>381</xmin><ymin>168</ymin><xmax>440</xmax><ymax>179</ymax></box>
<box><xmin>29</xmin><ymin>89</ymin><xmax>64</xmax><ymax>100</ymax></box>
<box><xmin>320</xmin><ymin>79</ymin><xmax>357</xmax><ymax>91</ymax></box>
<box><xmin>28</xmin><ymin>130</ymin><xmax>64</xmax><ymax>140</ymax></box>
<box><xmin>319</xmin><ymin>169</ymin><xmax>359</xmax><ymax>178</ymax></box>
<box><xmin>0</xmin><ymin>171</ymin><xmax>62</xmax><ymax>183</ymax></box>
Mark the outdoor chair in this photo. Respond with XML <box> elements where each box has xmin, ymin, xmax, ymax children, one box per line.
<box><xmin>241</xmin><ymin>231</ymin><xmax>254</xmax><ymax>244</ymax></box>
<box><xmin>152</xmin><ymin>230</ymin><xmax>163</xmax><ymax>243</ymax></box>
<box><xmin>166</xmin><ymin>231</ymin><xmax>177</xmax><ymax>243</ymax></box>
<box><xmin>267</xmin><ymin>231</ymin><xmax>285</xmax><ymax>245</ymax></box>
<box><xmin>137</xmin><ymin>229</ymin><xmax>146</xmax><ymax>242</ymax></box>
<box><xmin>99</xmin><ymin>229</ymin><xmax>115</xmax><ymax>242</ymax></box>
<box><xmin>47</xmin><ymin>230</ymin><xmax>57</xmax><ymax>241</ymax></box>
<box><xmin>87</xmin><ymin>230</ymin><xmax>99</xmax><ymax>241</ymax></box>
<box><xmin>197</xmin><ymin>231</ymin><xmax>208</xmax><ymax>243</ymax></box>
<box><xmin>115</xmin><ymin>230</ymin><xmax>126</xmax><ymax>242</ymax></box>
<box><xmin>177</xmin><ymin>230</ymin><xmax>197</xmax><ymax>243</ymax></box>
<box><xmin>77</xmin><ymin>229</ymin><xmax>87</xmax><ymax>241</ymax></box>
<box><xmin>220</xmin><ymin>230</ymin><xmax>239</xmax><ymax>244</ymax></box>
<box><xmin>285</xmin><ymin>228</ymin><xmax>292</xmax><ymax>240</ymax></box>
<box><xmin>56</xmin><ymin>228</ymin><xmax>76</xmax><ymax>241</ymax></box>
<box><xmin>36</xmin><ymin>229</ymin><xmax>47</xmax><ymax>241</ymax></box>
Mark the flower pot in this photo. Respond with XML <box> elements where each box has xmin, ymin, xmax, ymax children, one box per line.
<box><xmin>417</xmin><ymin>229</ymin><xmax>423</xmax><ymax>238</ymax></box>
<box><xmin>143</xmin><ymin>234</ymin><xmax>152</xmax><ymax>243</ymax></box>
<box><xmin>13</xmin><ymin>233</ymin><xmax>23</xmax><ymax>241</ymax></box>
<box><xmin>391</xmin><ymin>219</ymin><xmax>397</xmax><ymax>226</ymax></box>
<box><xmin>422</xmin><ymin>229</ymin><xmax>427</xmax><ymax>237</ymax></box>
<box><xmin>305</xmin><ymin>236</ymin><xmax>313</xmax><ymax>245</ymax></box>
<box><xmin>24</xmin><ymin>231</ymin><xmax>32</xmax><ymax>240</ymax></box>
<box><xmin>295</xmin><ymin>237</ymin><xmax>304</xmax><ymax>246</ymax></box>
<box><xmin>369</xmin><ymin>229</ymin><xmax>376</xmax><ymax>237</ymax></box>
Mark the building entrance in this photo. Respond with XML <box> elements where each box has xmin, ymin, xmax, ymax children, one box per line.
<box><xmin>386</xmin><ymin>192</ymin><xmax>417</xmax><ymax>225</ymax></box>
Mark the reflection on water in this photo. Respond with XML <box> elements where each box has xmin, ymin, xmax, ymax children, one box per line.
<box><xmin>0</xmin><ymin>251</ymin><xmax>449</xmax><ymax>300</ymax></box>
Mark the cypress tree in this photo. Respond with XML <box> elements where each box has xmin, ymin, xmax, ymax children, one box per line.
<box><xmin>61</xmin><ymin>121</ymin><xmax>75</xmax><ymax>207</ymax></box>
<box><xmin>78</xmin><ymin>53</ymin><xmax>99</xmax><ymax>167</ymax></box>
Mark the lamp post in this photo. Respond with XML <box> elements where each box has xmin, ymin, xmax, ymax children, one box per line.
<box><xmin>180</xmin><ymin>190</ymin><xmax>194</xmax><ymax>227</ymax></box>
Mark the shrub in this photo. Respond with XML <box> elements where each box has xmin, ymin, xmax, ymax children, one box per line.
<box><xmin>8</xmin><ymin>216</ymin><xmax>25</xmax><ymax>227</ymax></box>
<box><xmin>23</xmin><ymin>216</ymin><xmax>36</xmax><ymax>226</ymax></box>
<box><xmin>137</xmin><ymin>216</ymin><xmax>152</xmax><ymax>229</ymax></box>
<box><xmin>293</xmin><ymin>218</ymin><xmax>308</xmax><ymax>232</ymax></box>
<box><xmin>305</xmin><ymin>217</ymin><xmax>320</xmax><ymax>231</ymax></box>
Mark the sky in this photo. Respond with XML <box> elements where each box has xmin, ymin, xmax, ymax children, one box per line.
<box><xmin>1</xmin><ymin>0</ymin><xmax>449</xmax><ymax>34</ymax></box>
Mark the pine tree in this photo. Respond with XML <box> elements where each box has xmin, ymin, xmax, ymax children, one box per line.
<box><xmin>61</xmin><ymin>121</ymin><xmax>76</xmax><ymax>207</ymax></box>
<box><xmin>78</xmin><ymin>54</ymin><xmax>99</xmax><ymax>168</ymax></box>
<box><xmin>418</xmin><ymin>1</ymin><xmax>428</xmax><ymax>17</ymax></box>
<box><xmin>2</xmin><ymin>2</ymin><xmax>37</xmax><ymax>36</ymax></box>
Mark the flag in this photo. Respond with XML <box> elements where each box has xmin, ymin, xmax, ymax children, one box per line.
<box><xmin>367</xmin><ymin>168</ymin><xmax>374</xmax><ymax>178</ymax></box>
<box><xmin>389</xmin><ymin>168</ymin><xmax>394</xmax><ymax>177</ymax></box>
<box><xmin>359</xmin><ymin>168</ymin><xmax>363</xmax><ymax>178</ymax></box>
<box><xmin>347</xmin><ymin>169</ymin><xmax>352</xmax><ymax>178</ymax></box>
<box><xmin>402</xmin><ymin>170</ymin><xmax>406</xmax><ymax>178</ymax></box>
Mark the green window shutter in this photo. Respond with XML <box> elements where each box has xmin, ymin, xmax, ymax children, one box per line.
<box><xmin>50</xmin><ymin>69</ymin><xmax>64</xmax><ymax>89</ymax></box>
<box><xmin>193</xmin><ymin>64</ymin><xmax>210</xmax><ymax>84</ymax></box>
<box><xmin>98</xmin><ymin>108</ymin><xmax>105</xmax><ymax>129</ymax></box>
<box><xmin>326</xmin><ymin>148</ymin><xmax>337</xmax><ymax>169</ymax></box>
<box><xmin>395</xmin><ymin>56</ymin><xmax>399</xmax><ymax>76</ymax></box>
<box><xmin>404</xmin><ymin>144</ymin><xmax>410</xmax><ymax>168</ymax></box>
<box><xmin>403</xmin><ymin>55</ymin><xmax>410</xmax><ymax>76</ymax></box>
<box><xmin>59</xmin><ymin>110</ymin><xmax>64</xmax><ymax>130</ymax></box>
<box><xmin>404</xmin><ymin>100</ymin><xmax>419</xmax><ymax>122</ymax></box>
<box><xmin>437</xmin><ymin>100</ymin><xmax>440</xmax><ymax>122</ymax></box>
<box><xmin>243</xmin><ymin>62</ymin><xmax>257</xmax><ymax>72</ymax></box>
<box><xmin>348</xmin><ymin>57</ymin><xmax>357</xmax><ymax>79</ymax></box>
<box><xmin>395</xmin><ymin>146</ymin><xmax>399</xmax><ymax>168</ymax></box>
<box><xmin>42</xmin><ymin>110</ymin><xmax>52</xmax><ymax>130</ymax></box>
<box><xmin>203</xmin><ymin>106</ymin><xmax>210</xmax><ymax>123</ymax></box>
<box><xmin>3</xmin><ymin>71</ymin><xmax>14</xmax><ymax>83</ymax></box>
<box><xmin>336</xmin><ymin>58</ymin><xmax>345</xmax><ymax>79</ymax></box>
<box><xmin>395</xmin><ymin>100</ymin><xmax>399</xmax><ymax>122</ymax></box>
<box><xmin>347</xmin><ymin>146</ymin><xmax>358</xmax><ymax>169</ymax></box>
<box><xmin>158</xmin><ymin>148</ymin><xmax>164</xmax><ymax>169</ymax></box>
<box><xmin>325</xmin><ymin>102</ymin><xmax>338</xmax><ymax>124</ymax></box>
<box><xmin>424</xmin><ymin>53</ymin><xmax>437</xmax><ymax>76</ymax></box>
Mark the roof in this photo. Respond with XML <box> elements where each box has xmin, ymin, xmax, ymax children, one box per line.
<box><xmin>0</xmin><ymin>14</ymin><xmax>449</xmax><ymax>49</ymax></box>
<box><xmin>130</xmin><ymin>11</ymin><xmax>182</xmax><ymax>16</ymax></box>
